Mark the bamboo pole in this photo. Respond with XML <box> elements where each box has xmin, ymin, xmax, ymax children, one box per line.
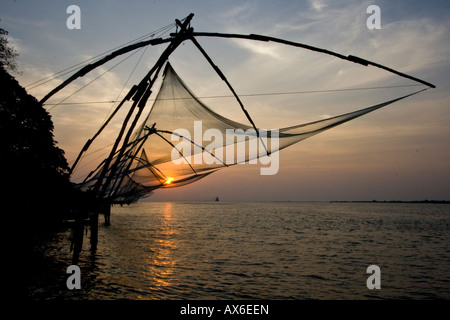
<box><xmin>87</xmin><ymin>14</ymin><xmax>194</xmax><ymax>251</ymax></box>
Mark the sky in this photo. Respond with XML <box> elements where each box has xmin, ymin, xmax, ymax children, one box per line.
<box><xmin>2</xmin><ymin>0</ymin><xmax>450</xmax><ymax>201</ymax></box>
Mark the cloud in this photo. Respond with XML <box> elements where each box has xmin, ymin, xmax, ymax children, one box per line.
<box><xmin>230</xmin><ymin>39</ymin><xmax>283</xmax><ymax>59</ymax></box>
<box><xmin>308</xmin><ymin>0</ymin><xmax>327</xmax><ymax>12</ymax></box>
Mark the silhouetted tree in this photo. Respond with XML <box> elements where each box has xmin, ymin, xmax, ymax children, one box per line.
<box><xmin>1</xmin><ymin>27</ymin><xmax>86</xmax><ymax>299</ymax></box>
<box><xmin>0</xmin><ymin>26</ymin><xmax>19</xmax><ymax>72</ymax></box>
<box><xmin>0</xmin><ymin>27</ymin><xmax>72</xmax><ymax>230</ymax></box>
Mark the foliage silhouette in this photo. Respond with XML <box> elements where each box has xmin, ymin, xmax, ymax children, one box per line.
<box><xmin>0</xmin><ymin>27</ymin><xmax>74</xmax><ymax>233</ymax></box>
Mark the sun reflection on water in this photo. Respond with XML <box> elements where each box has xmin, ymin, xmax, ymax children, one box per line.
<box><xmin>143</xmin><ymin>202</ymin><xmax>177</xmax><ymax>294</ymax></box>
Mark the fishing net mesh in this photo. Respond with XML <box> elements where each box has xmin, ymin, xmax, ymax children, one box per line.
<box><xmin>79</xmin><ymin>62</ymin><xmax>422</xmax><ymax>203</ymax></box>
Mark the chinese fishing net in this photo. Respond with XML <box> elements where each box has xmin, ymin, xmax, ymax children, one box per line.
<box><xmin>78</xmin><ymin>62</ymin><xmax>425</xmax><ymax>203</ymax></box>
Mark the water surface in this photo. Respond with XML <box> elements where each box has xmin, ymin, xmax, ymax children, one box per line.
<box><xmin>28</xmin><ymin>202</ymin><xmax>450</xmax><ymax>300</ymax></box>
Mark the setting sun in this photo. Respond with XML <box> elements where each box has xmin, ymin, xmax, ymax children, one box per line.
<box><xmin>165</xmin><ymin>177</ymin><xmax>174</xmax><ymax>185</ymax></box>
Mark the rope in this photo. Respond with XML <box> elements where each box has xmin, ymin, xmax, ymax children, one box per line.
<box><xmin>101</xmin><ymin>45</ymin><xmax>149</xmax><ymax>126</ymax></box>
<box><xmin>43</xmin><ymin>84</ymin><xmax>424</xmax><ymax>106</ymax></box>
<box><xmin>25</xmin><ymin>22</ymin><xmax>176</xmax><ymax>90</ymax></box>
<box><xmin>47</xmin><ymin>48</ymin><xmax>143</xmax><ymax>111</ymax></box>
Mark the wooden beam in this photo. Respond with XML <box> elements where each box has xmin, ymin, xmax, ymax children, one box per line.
<box><xmin>192</xmin><ymin>32</ymin><xmax>436</xmax><ymax>89</ymax></box>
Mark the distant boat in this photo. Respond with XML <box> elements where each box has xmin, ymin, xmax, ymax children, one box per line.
<box><xmin>215</xmin><ymin>197</ymin><xmax>219</xmax><ymax>202</ymax></box>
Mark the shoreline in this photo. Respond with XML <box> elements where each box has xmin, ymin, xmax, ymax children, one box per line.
<box><xmin>329</xmin><ymin>200</ymin><xmax>450</xmax><ymax>204</ymax></box>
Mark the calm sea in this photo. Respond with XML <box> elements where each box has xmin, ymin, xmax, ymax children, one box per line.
<box><xmin>27</xmin><ymin>201</ymin><xmax>450</xmax><ymax>300</ymax></box>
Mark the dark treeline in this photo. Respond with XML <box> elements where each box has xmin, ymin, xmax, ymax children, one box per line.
<box><xmin>0</xmin><ymin>65</ymin><xmax>75</xmax><ymax>226</ymax></box>
<box><xmin>0</xmin><ymin>42</ymin><xmax>75</xmax><ymax>232</ymax></box>
<box><xmin>1</xmin><ymin>27</ymin><xmax>89</xmax><ymax>297</ymax></box>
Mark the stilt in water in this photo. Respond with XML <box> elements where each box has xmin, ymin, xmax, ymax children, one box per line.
<box><xmin>90</xmin><ymin>209</ymin><xmax>99</xmax><ymax>252</ymax></box>
<box><xmin>71</xmin><ymin>209</ymin><xmax>85</xmax><ymax>264</ymax></box>
<box><xmin>104</xmin><ymin>203</ymin><xmax>111</xmax><ymax>226</ymax></box>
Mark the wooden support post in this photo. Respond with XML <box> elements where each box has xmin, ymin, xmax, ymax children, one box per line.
<box><xmin>89</xmin><ymin>209</ymin><xmax>99</xmax><ymax>252</ymax></box>
<box><xmin>95</xmin><ymin>14</ymin><xmax>194</xmax><ymax>202</ymax></box>
<box><xmin>67</xmin><ymin>14</ymin><xmax>195</xmax><ymax>256</ymax></box>
<box><xmin>71</xmin><ymin>209</ymin><xmax>85</xmax><ymax>264</ymax></box>
<box><xmin>104</xmin><ymin>204</ymin><xmax>111</xmax><ymax>226</ymax></box>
